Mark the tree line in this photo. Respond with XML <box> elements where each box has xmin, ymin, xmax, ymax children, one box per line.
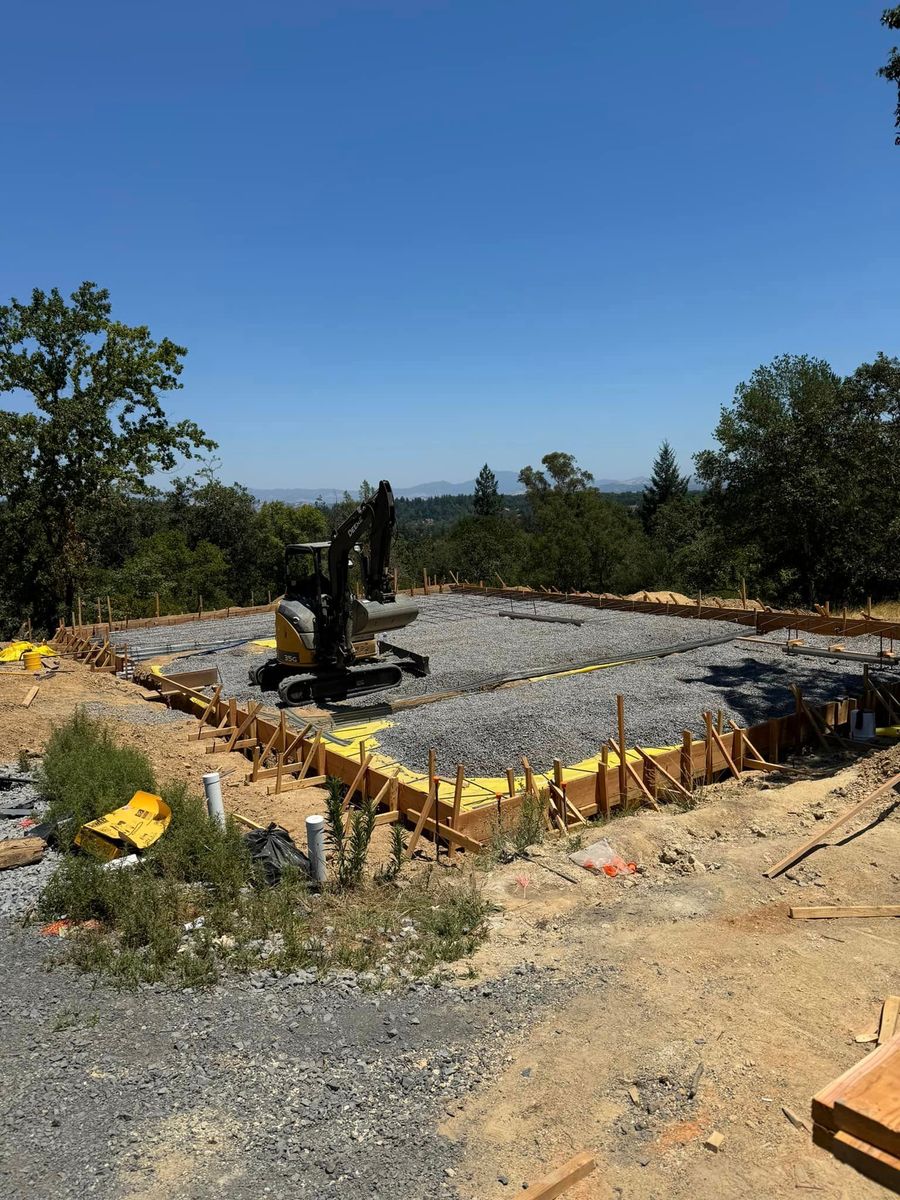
<box><xmin>1</xmin><ymin>283</ymin><xmax>899</xmax><ymax>636</ymax></box>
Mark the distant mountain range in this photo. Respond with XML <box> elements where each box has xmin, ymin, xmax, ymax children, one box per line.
<box><xmin>251</xmin><ymin>472</ymin><xmax>651</xmax><ymax>504</ymax></box>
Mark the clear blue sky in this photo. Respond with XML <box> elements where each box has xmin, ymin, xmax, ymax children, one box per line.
<box><xmin>2</xmin><ymin>1</ymin><xmax>897</xmax><ymax>491</ymax></box>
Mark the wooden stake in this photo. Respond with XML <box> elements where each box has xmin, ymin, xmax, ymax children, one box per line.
<box><xmin>634</xmin><ymin>747</ymin><xmax>690</xmax><ymax>800</ymax></box>
<box><xmin>506</xmin><ymin>767</ymin><xmax>516</xmax><ymax>798</ymax></box>
<box><xmin>609</xmin><ymin>738</ymin><xmax>659</xmax><ymax>810</ymax></box>
<box><xmin>107</xmin><ymin>595</ymin><xmax>113</xmax><ymax>628</ymax></box>
<box><xmin>763</xmin><ymin>770</ymin><xmax>900</xmax><ymax>878</ymax></box>
<box><xmin>155</xmin><ymin>592</ymin><xmax>160</xmax><ymax>618</ymax></box>
<box><xmin>703</xmin><ymin>711</ymin><xmax>714</xmax><ymax>782</ymax></box>
<box><xmin>616</xmin><ymin>694</ymin><xmax>627</xmax><ymax>798</ymax></box>
<box><xmin>522</xmin><ymin>756</ymin><xmax>535</xmax><ymax>797</ymax></box>
<box><xmin>681</xmin><ymin>730</ymin><xmax>693</xmax><ymax>792</ymax></box>
<box><xmin>341</xmin><ymin>752</ymin><xmax>372</xmax><ymax>812</ymax></box>
<box><xmin>451</xmin><ymin>764</ymin><xmax>464</xmax><ymax>828</ymax></box>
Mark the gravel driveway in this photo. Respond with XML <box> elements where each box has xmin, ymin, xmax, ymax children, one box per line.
<box><xmin>0</xmin><ymin>918</ymin><xmax>608</xmax><ymax>1200</ymax></box>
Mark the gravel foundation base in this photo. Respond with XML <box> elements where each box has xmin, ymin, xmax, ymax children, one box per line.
<box><xmin>115</xmin><ymin>595</ymin><xmax>892</xmax><ymax>777</ymax></box>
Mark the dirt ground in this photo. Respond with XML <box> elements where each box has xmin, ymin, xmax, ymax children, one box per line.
<box><xmin>1</xmin><ymin>654</ymin><xmax>898</xmax><ymax>1199</ymax></box>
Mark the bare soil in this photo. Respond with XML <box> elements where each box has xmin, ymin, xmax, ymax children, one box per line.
<box><xmin>1</xmin><ymin>655</ymin><xmax>898</xmax><ymax>1199</ymax></box>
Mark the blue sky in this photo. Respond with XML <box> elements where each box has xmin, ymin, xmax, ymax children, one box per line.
<box><xmin>2</xmin><ymin>1</ymin><xmax>897</xmax><ymax>490</ymax></box>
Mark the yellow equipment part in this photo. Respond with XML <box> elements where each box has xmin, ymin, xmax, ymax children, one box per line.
<box><xmin>274</xmin><ymin>610</ymin><xmax>317</xmax><ymax>666</ymax></box>
<box><xmin>75</xmin><ymin>791</ymin><xmax>172</xmax><ymax>860</ymax></box>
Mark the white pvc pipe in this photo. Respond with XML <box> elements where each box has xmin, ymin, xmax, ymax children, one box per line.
<box><xmin>306</xmin><ymin>814</ymin><xmax>326</xmax><ymax>883</ymax></box>
<box><xmin>203</xmin><ymin>771</ymin><xmax>225</xmax><ymax>829</ymax></box>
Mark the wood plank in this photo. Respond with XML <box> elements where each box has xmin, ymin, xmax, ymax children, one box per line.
<box><xmin>519</xmin><ymin>1151</ymin><xmax>597</xmax><ymax>1200</ymax></box>
<box><xmin>634</xmin><ymin>747</ymin><xmax>691</xmax><ymax>800</ymax></box>
<box><xmin>267</xmin><ymin>774</ymin><xmax>327</xmax><ymax>796</ymax></box>
<box><xmin>406</xmin><ymin>782</ymin><xmax>436</xmax><ymax>857</ymax></box>
<box><xmin>812</xmin><ymin>1037</ymin><xmax>900</xmax><ymax>1130</ymax></box>
<box><xmin>789</xmin><ymin>905</ymin><xmax>900</xmax><ymax>920</ymax></box>
<box><xmin>816</xmin><ymin>1125</ymin><xmax>900</xmax><ymax>1193</ymax></box>
<box><xmin>763</xmin><ymin>771</ymin><xmax>900</xmax><ymax>878</ymax></box>
<box><xmin>879</xmin><ymin>997</ymin><xmax>900</xmax><ymax>1047</ymax></box>
<box><xmin>0</xmin><ymin>838</ymin><xmax>46</xmax><ymax>870</ymax></box>
<box><xmin>833</xmin><ymin>1038</ymin><xmax>900</xmax><ymax>1159</ymax></box>
<box><xmin>22</xmin><ymin>686</ymin><xmax>39</xmax><ymax>708</ymax></box>
<box><xmin>404</xmin><ymin>808</ymin><xmax>483</xmax><ymax>852</ymax></box>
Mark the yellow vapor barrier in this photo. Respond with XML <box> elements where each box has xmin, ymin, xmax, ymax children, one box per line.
<box><xmin>252</xmin><ymin>638</ymin><xmax>277</xmax><ymax>648</ymax></box>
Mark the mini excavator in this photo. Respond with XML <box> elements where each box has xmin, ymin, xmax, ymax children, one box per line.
<box><xmin>249</xmin><ymin>480</ymin><xmax>429</xmax><ymax>705</ymax></box>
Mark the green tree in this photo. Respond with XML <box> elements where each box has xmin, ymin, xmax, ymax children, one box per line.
<box><xmin>108</xmin><ymin>530</ymin><xmax>230</xmax><ymax>613</ymax></box>
<box><xmin>252</xmin><ymin>500</ymin><xmax>328</xmax><ymax>596</ymax></box>
<box><xmin>639</xmin><ymin>440</ymin><xmax>690</xmax><ymax>530</ymax></box>
<box><xmin>694</xmin><ymin>353</ymin><xmax>900</xmax><ymax>605</ymax></box>
<box><xmin>518</xmin><ymin>451</ymin><xmax>593</xmax><ymax>495</ymax></box>
<box><xmin>473</xmin><ymin>463</ymin><xmax>500</xmax><ymax>517</ymax></box>
<box><xmin>0</xmin><ymin>283</ymin><xmax>212</xmax><ymax>627</ymax></box>
<box><xmin>879</xmin><ymin>5</ymin><xmax>900</xmax><ymax>144</ymax></box>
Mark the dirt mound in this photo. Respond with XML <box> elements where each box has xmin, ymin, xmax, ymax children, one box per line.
<box><xmin>623</xmin><ymin>590</ymin><xmax>696</xmax><ymax>606</ymax></box>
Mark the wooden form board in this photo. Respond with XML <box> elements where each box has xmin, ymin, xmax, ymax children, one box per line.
<box><xmin>813</xmin><ymin>1038</ymin><xmax>900</xmax><ymax>1188</ymax></box>
<box><xmin>63</xmin><ymin>598</ymin><xmax>277</xmax><ymax>639</ymax></box>
<box><xmin>833</xmin><ymin>1039</ymin><xmax>900</xmax><ymax>1159</ymax></box>
<box><xmin>450</xmin><ymin>583</ymin><xmax>900</xmax><ymax>643</ymax></box>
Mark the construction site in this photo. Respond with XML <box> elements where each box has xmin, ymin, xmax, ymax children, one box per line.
<box><xmin>3</xmin><ymin>573</ymin><xmax>900</xmax><ymax>1200</ymax></box>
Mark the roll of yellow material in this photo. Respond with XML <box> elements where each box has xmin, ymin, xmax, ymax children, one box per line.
<box><xmin>22</xmin><ymin>651</ymin><xmax>43</xmax><ymax>671</ymax></box>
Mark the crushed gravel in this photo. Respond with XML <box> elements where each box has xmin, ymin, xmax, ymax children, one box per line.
<box><xmin>0</xmin><ymin>768</ymin><xmax>58</xmax><ymax>920</ymax></box>
<box><xmin>0</xmin><ymin>917</ymin><xmax>612</xmax><ymax>1200</ymax></box>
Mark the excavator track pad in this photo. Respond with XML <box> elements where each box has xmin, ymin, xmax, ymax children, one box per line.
<box><xmin>277</xmin><ymin>663</ymin><xmax>405</xmax><ymax>706</ymax></box>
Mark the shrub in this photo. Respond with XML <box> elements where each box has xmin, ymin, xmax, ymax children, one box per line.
<box><xmin>39</xmin><ymin>708</ymin><xmax>156</xmax><ymax>849</ymax></box>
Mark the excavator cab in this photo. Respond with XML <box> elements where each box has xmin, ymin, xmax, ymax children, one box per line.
<box><xmin>249</xmin><ymin>482</ymin><xmax>430</xmax><ymax>706</ymax></box>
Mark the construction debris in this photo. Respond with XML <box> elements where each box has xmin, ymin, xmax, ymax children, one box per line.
<box><xmin>74</xmin><ymin>791</ymin><xmax>171</xmax><ymax>860</ymax></box>
<box><xmin>519</xmin><ymin>1150</ymin><xmax>597</xmax><ymax>1199</ymax></box>
<box><xmin>0</xmin><ymin>838</ymin><xmax>46</xmax><ymax>871</ymax></box>
<box><xmin>789</xmin><ymin>905</ymin><xmax>900</xmax><ymax>920</ymax></box>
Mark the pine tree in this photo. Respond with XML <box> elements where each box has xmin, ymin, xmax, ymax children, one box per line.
<box><xmin>473</xmin><ymin>463</ymin><xmax>500</xmax><ymax>517</ymax></box>
<box><xmin>640</xmin><ymin>440</ymin><xmax>690</xmax><ymax>530</ymax></box>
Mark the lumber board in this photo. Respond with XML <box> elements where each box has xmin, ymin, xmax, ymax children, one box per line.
<box><xmin>763</xmin><ymin>771</ymin><xmax>900</xmax><ymax>878</ymax></box>
<box><xmin>519</xmin><ymin>1151</ymin><xmax>597</xmax><ymax>1200</ymax></box>
<box><xmin>879</xmin><ymin>997</ymin><xmax>900</xmax><ymax>1047</ymax></box>
<box><xmin>266</xmin><ymin>774</ymin><xmax>327</xmax><ymax>796</ymax></box>
<box><xmin>789</xmin><ymin>905</ymin><xmax>900</xmax><ymax>920</ymax></box>
<box><xmin>22</xmin><ymin>686</ymin><xmax>39</xmax><ymax>707</ymax></box>
<box><xmin>832</xmin><ymin>1038</ymin><xmax>900</xmax><ymax>1159</ymax></box>
<box><xmin>405</xmin><ymin>806</ymin><xmax>483</xmax><ymax>852</ymax></box>
<box><xmin>814</xmin><ymin>1124</ymin><xmax>900</xmax><ymax>1192</ymax></box>
<box><xmin>812</xmin><ymin>1037</ymin><xmax>900</xmax><ymax>1131</ymax></box>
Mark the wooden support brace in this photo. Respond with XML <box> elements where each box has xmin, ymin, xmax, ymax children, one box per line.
<box><xmin>634</xmin><ymin>747</ymin><xmax>690</xmax><ymax>800</ymax></box>
<box><xmin>609</xmin><ymin>738</ymin><xmax>659</xmax><ymax>811</ymax></box>
<box><xmin>406</xmin><ymin>781</ymin><xmax>437</xmax><ymax>857</ymax></box>
<box><xmin>341</xmin><ymin>752</ymin><xmax>372</xmax><ymax>812</ymax></box>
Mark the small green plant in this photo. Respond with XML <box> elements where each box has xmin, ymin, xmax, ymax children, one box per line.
<box><xmin>381</xmin><ymin>822</ymin><xmax>406</xmax><ymax>880</ymax></box>
<box><xmin>17</xmin><ymin>749</ymin><xmax>31</xmax><ymax>774</ymax></box>
<box><xmin>324</xmin><ymin>776</ymin><xmax>376</xmax><ymax>888</ymax></box>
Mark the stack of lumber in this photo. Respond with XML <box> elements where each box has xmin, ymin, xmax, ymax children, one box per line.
<box><xmin>812</xmin><ymin>1035</ymin><xmax>900</xmax><ymax>1192</ymax></box>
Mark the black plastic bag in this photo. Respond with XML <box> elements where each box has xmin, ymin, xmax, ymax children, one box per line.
<box><xmin>244</xmin><ymin>823</ymin><xmax>310</xmax><ymax>884</ymax></box>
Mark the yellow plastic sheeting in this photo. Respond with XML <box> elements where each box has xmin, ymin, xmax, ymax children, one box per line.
<box><xmin>0</xmin><ymin>641</ymin><xmax>57</xmax><ymax>663</ymax></box>
<box><xmin>252</xmin><ymin>638</ymin><xmax>276</xmax><ymax>648</ymax></box>
<box><xmin>75</xmin><ymin>791</ymin><xmax>172</xmax><ymax>861</ymax></box>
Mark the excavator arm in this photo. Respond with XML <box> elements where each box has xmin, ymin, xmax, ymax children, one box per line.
<box><xmin>325</xmin><ymin>480</ymin><xmax>397</xmax><ymax>665</ymax></box>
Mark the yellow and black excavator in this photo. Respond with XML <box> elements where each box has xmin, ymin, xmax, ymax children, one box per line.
<box><xmin>249</xmin><ymin>480</ymin><xmax>429</xmax><ymax>705</ymax></box>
